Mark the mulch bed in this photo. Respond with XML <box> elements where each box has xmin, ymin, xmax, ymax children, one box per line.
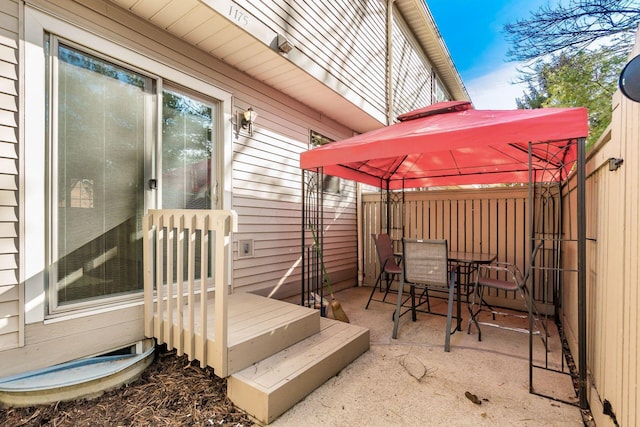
<box><xmin>0</xmin><ymin>346</ymin><xmax>252</xmax><ymax>426</ymax></box>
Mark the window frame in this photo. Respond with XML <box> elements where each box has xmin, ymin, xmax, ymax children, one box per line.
<box><xmin>24</xmin><ymin>7</ymin><xmax>233</xmax><ymax>321</ymax></box>
<box><xmin>310</xmin><ymin>130</ymin><xmax>341</xmax><ymax>194</ymax></box>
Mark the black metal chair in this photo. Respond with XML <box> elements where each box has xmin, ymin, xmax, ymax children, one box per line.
<box><xmin>366</xmin><ymin>233</ymin><xmax>402</xmax><ymax>309</ymax></box>
<box><xmin>468</xmin><ymin>240</ymin><xmax>549</xmax><ymax>346</ymax></box>
<box><xmin>392</xmin><ymin>238</ymin><xmax>457</xmax><ymax>352</ymax></box>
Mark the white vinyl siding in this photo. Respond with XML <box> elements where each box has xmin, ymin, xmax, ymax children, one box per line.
<box><xmin>231</xmin><ymin>121</ymin><xmax>356</xmax><ymax>297</ymax></box>
<box><xmin>23</xmin><ymin>0</ymin><xmax>356</xmax><ymax>302</ymax></box>
<box><xmin>391</xmin><ymin>10</ymin><xmax>437</xmax><ymax>116</ymax></box>
<box><xmin>4</xmin><ymin>0</ymin><xmax>455</xmax><ymax>373</ymax></box>
<box><xmin>0</xmin><ymin>0</ymin><xmax>21</xmax><ymax>350</ymax></box>
<box><xmin>231</xmin><ymin>128</ymin><xmax>308</xmax><ymax>293</ymax></box>
<box><xmin>245</xmin><ymin>0</ymin><xmax>387</xmax><ymax>115</ymax></box>
<box><xmin>244</xmin><ymin>0</ymin><xmax>453</xmax><ymax>121</ymax></box>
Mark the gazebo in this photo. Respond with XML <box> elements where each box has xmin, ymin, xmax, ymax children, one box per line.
<box><xmin>299</xmin><ymin>100</ymin><xmax>589</xmax><ymax>408</ymax></box>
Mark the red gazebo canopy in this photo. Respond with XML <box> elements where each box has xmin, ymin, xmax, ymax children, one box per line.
<box><xmin>300</xmin><ymin>101</ymin><xmax>589</xmax><ymax>189</ymax></box>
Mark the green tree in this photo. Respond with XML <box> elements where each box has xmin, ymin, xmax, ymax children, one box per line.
<box><xmin>516</xmin><ymin>48</ymin><xmax>626</xmax><ymax>148</ymax></box>
<box><xmin>506</xmin><ymin>0</ymin><xmax>638</xmax><ymax>149</ymax></box>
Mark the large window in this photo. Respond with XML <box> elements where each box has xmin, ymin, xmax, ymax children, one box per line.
<box><xmin>47</xmin><ymin>38</ymin><xmax>220</xmax><ymax>310</ymax></box>
<box><xmin>311</xmin><ymin>130</ymin><xmax>341</xmax><ymax>194</ymax></box>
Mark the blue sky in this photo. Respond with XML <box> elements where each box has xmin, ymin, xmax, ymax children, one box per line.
<box><xmin>426</xmin><ymin>0</ymin><xmax>552</xmax><ymax>109</ymax></box>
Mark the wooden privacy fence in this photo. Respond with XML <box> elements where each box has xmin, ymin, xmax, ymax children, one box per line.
<box><xmin>143</xmin><ymin>209</ymin><xmax>237</xmax><ymax>376</ymax></box>
<box><xmin>562</xmin><ymin>88</ymin><xmax>640</xmax><ymax>426</ymax></box>
<box><xmin>362</xmin><ymin>187</ymin><xmax>560</xmax><ymax>310</ymax></box>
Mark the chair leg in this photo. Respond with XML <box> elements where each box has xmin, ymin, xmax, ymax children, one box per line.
<box><xmin>365</xmin><ymin>272</ymin><xmax>384</xmax><ymax>309</ymax></box>
<box><xmin>444</xmin><ymin>275</ymin><xmax>455</xmax><ymax>352</ymax></box>
<box><xmin>392</xmin><ymin>273</ymin><xmax>404</xmax><ymax>339</ymax></box>
<box><xmin>410</xmin><ymin>285</ymin><xmax>417</xmax><ymax>321</ymax></box>
<box><xmin>381</xmin><ymin>273</ymin><xmax>394</xmax><ymax>303</ymax></box>
<box><xmin>467</xmin><ymin>283</ymin><xmax>483</xmax><ymax>341</ymax></box>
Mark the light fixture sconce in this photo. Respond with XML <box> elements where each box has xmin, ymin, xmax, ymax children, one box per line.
<box><xmin>239</xmin><ymin>107</ymin><xmax>258</xmax><ymax>135</ymax></box>
<box><xmin>276</xmin><ymin>34</ymin><xmax>294</xmax><ymax>54</ymax></box>
<box><xmin>608</xmin><ymin>157</ymin><xmax>623</xmax><ymax>171</ymax></box>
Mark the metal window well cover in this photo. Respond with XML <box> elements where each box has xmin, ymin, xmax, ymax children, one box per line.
<box><xmin>300</xmin><ymin>101</ymin><xmax>588</xmax><ymax>188</ymax></box>
<box><xmin>0</xmin><ymin>339</ymin><xmax>155</xmax><ymax>407</ymax></box>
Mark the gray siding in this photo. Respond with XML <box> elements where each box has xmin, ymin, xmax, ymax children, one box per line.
<box><xmin>0</xmin><ymin>0</ymin><xmax>21</xmax><ymax>351</ymax></box>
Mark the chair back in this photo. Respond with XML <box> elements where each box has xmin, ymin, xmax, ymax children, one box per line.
<box><xmin>372</xmin><ymin>233</ymin><xmax>396</xmax><ymax>269</ymax></box>
<box><xmin>402</xmin><ymin>238</ymin><xmax>449</xmax><ymax>289</ymax></box>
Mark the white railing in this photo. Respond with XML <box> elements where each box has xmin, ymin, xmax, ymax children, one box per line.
<box><xmin>143</xmin><ymin>209</ymin><xmax>237</xmax><ymax>376</ymax></box>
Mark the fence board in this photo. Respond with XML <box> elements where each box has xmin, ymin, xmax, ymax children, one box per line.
<box><xmin>362</xmin><ymin>187</ymin><xmax>556</xmax><ymax>310</ymax></box>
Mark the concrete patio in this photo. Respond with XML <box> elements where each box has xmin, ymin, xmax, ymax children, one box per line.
<box><xmin>274</xmin><ymin>285</ymin><xmax>584</xmax><ymax>426</ymax></box>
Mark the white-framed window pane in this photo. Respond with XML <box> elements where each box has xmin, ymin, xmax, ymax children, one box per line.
<box><xmin>54</xmin><ymin>41</ymin><xmax>149</xmax><ymax>305</ymax></box>
<box><xmin>162</xmin><ymin>88</ymin><xmax>215</xmax><ymax>209</ymax></box>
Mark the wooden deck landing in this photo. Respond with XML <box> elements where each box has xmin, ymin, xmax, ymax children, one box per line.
<box><xmin>151</xmin><ymin>292</ymin><xmax>370</xmax><ymax>424</ymax></box>
<box><xmin>154</xmin><ymin>292</ymin><xmax>321</xmax><ymax>375</ymax></box>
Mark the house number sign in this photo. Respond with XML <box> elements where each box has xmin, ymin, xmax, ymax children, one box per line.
<box><xmin>227</xmin><ymin>4</ymin><xmax>249</xmax><ymax>26</ymax></box>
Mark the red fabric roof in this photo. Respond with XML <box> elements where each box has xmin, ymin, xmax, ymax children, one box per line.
<box><xmin>300</xmin><ymin>101</ymin><xmax>589</xmax><ymax>190</ymax></box>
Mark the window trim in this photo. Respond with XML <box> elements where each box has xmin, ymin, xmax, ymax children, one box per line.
<box><xmin>24</xmin><ymin>6</ymin><xmax>233</xmax><ymax>322</ymax></box>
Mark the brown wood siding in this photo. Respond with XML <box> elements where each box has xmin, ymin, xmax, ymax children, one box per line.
<box><xmin>0</xmin><ymin>0</ymin><xmax>21</xmax><ymax>351</ymax></box>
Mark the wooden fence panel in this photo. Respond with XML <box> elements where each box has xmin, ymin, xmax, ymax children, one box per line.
<box><xmin>362</xmin><ymin>187</ymin><xmax>556</xmax><ymax>310</ymax></box>
<box><xmin>562</xmin><ymin>51</ymin><xmax>640</xmax><ymax>423</ymax></box>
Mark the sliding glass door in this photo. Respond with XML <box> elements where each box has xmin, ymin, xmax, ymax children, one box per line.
<box><xmin>49</xmin><ymin>39</ymin><xmax>219</xmax><ymax>309</ymax></box>
<box><xmin>53</xmin><ymin>42</ymin><xmax>149</xmax><ymax>306</ymax></box>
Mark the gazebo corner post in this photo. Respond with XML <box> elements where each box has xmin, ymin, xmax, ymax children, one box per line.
<box><xmin>356</xmin><ymin>182</ymin><xmax>364</xmax><ymax>287</ymax></box>
<box><xmin>402</xmin><ymin>181</ymin><xmax>406</xmax><ymax>238</ymax></box>
<box><xmin>385</xmin><ymin>180</ymin><xmax>391</xmax><ymax>235</ymax></box>
<box><xmin>386</xmin><ymin>187</ymin><xmax>390</xmax><ymax>235</ymax></box>
<box><xmin>319</xmin><ymin>170</ymin><xmax>324</xmax><ymax>308</ymax></box>
<box><xmin>527</xmin><ymin>142</ymin><xmax>535</xmax><ymax>393</ymax></box>
<box><xmin>301</xmin><ymin>169</ymin><xmax>306</xmax><ymax>307</ymax></box>
<box><xmin>577</xmin><ymin>137</ymin><xmax>588</xmax><ymax>410</ymax></box>
<box><xmin>301</xmin><ymin>167</ymin><xmax>324</xmax><ymax>312</ymax></box>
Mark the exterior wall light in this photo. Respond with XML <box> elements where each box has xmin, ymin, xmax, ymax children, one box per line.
<box><xmin>609</xmin><ymin>157</ymin><xmax>623</xmax><ymax>171</ymax></box>
<box><xmin>276</xmin><ymin>34</ymin><xmax>294</xmax><ymax>54</ymax></box>
<box><xmin>240</xmin><ymin>107</ymin><xmax>258</xmax><ymax>135</ymax></box>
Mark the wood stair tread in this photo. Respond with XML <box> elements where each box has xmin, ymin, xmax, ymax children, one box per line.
<box><xmin>227</xmin><ymin>318</ymin><xmax>369</xmax><ymax>424</ymax></box>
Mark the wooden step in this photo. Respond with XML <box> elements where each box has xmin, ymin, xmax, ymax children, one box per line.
<box><xmin>225</xmin><ymin>294</ymin><xmax>322</xmax><ymax>374</ymax></box>
<box><xmin>227</xmin><ymin>318</ymin><xmax>370</xmax><ymax>425</ymax></box>
<box><xmin>156</xmin><ymin>293</ymin><xmax>321</xmax><ymax>375</ymax></box>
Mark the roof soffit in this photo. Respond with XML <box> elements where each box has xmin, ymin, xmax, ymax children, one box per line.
<box><xmin>106</xmin><ymin>0</ymin><xmax>468</xmax><ymax>131</ymax></box>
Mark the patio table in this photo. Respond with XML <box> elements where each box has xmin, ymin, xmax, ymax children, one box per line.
<box><xmin>394</xmin><ymin>250</ymin><xmax>497</xmax><ymax>331</ymax></box>
<box><xmin>447</xmin><ymin>252</ymin><xmax>497</xmax><ymax>331</ymax></box>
